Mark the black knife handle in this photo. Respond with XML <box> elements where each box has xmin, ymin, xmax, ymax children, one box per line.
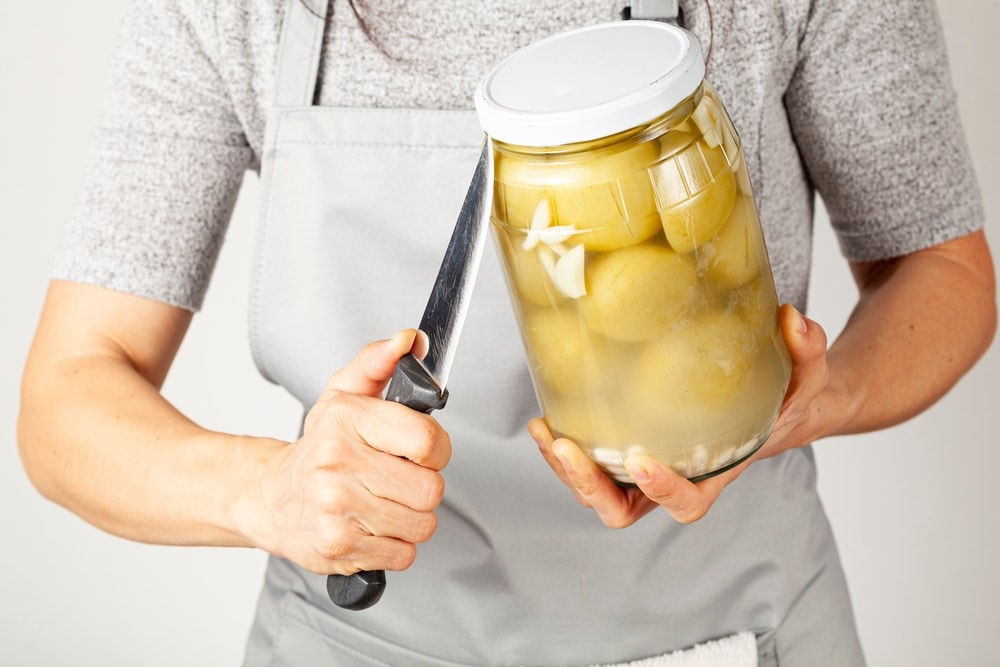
<box><xmin>326</xmin><ymin>569</ymin><xmax>386</xmax><ymax>611</ymax></box>
<box><xmin>384</xmin><ymin>354</ymin><xmax>450</xmax><ymax>413</ymax></box>
<box><xmin>326</xmin><ymin>353</ymin><xmax>448</xmax><ymax>611</ymax></box>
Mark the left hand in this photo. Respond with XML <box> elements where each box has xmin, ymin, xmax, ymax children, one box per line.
<box><xmin>529</xmin><ymin>304</ymin><xmax>830</xmax><ymax>527</ymax></box>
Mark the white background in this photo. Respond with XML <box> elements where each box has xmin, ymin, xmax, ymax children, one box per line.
<box><xmin>1</xmin><ymin>1</ymin><xmax>997</xmax><ymax>665</ymax></box>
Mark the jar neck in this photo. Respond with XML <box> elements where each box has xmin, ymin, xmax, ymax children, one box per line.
<box><xmin>492</xmin><ymin>83</ymin><xmax>705</xmax><ymax>158</ymax></box>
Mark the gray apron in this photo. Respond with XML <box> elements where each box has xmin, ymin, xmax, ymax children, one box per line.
<box><xmin>242</xmin><ymin>1</ymin><xmax>865</xmax><ymax>665</ymax></box>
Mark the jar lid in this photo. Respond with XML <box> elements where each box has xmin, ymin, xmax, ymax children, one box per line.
<box><xmin>475</xmin><ymin>21</ymin><xmax>705</xmax><ymax>147</ymax></box>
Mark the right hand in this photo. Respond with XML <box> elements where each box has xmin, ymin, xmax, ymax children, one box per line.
<box><xmin>245</xmin><ymin>329</ymin><xmax>452</xmax><ymax>576</ymax></box>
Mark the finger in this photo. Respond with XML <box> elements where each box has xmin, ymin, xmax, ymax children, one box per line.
<box><xmin>311</xmin><ymin>473</ymin><xmax>440</xmax><ymax>573</ymax></box>
<box><xmin>623</xmin><ymin>453</ymin><xmax>745</xmax><ymax>524</ymax></box>
<box><xmin>345</xmin><ymin>395</ymin><xmax>452</xmax><ymax>470</ymax></box>
<box><xmin>773</xmin><ymin>305</ymin><xmax>831</xmax><ymax>438</ymax></box>
<box><xmin>550</xmin><ymin>438</ymin><xmax>657</xmax><ymax>528</ymax></box>
<box><xmin>278</xmin><ymin>493</ymin><xmax>429</xmax><ymax>576</ymax></box>
<box><xmin>323</xmin><ymin>329</ymin><xmax>425</xmax><ymax>398</ymax></box>
<box><xmin>778</xmin><ymin>304</ymin><xmax>829</xmax><ymax>394</ymax></box>
<box><xmin>528</xmin><ymin>417</ymin><xmax>589</xmax><ymax>505</ymax></box>
<box><xmin>411</xmin><ymin>329</ymin><xmax>430</xmax><ymax>361</ymax></box>
<box><xmin>354</xmin><ymin>496</ymin><xmax>440</xmax><ymax>548</ymax></box>
<box><xmin>355</xmin><ymin>450</ymin><xmax>447</xmax><ymax>513</ymax></box>
<box><xmin>323</xmin><ymin>533</ymin><xmax>420</xmax><ymax>575</ymax></box>
<box><xmin>530</xmin><ymin>418</ymin><xmax>656</xmax><ymax>526</ymax></box>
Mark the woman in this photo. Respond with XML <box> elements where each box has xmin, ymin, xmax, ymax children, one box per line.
<box><xmin>18</xmin><ymin>0</ymin><xmax>995</xmax><ymax>665</ymax></box>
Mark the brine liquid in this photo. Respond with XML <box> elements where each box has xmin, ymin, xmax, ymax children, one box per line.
<box><xmin>491</xmin><ymin>87</ymin><xmax>792</xmax><ymax>483</ymax></box>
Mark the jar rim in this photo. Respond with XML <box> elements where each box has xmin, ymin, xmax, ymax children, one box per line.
<box><xmin>474</xmin><ymin>21</ymin><xmax>705</xmax><ymax>147</ymax></box>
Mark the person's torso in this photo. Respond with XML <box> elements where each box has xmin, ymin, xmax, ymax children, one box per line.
<box><xmin>239</xmin><ymin>1</ymin><xmax>858</xmax><ymax>665</ymax></box>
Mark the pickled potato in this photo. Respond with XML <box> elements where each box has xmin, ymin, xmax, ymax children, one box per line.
<box><xmin>495</xmin><ymin>230</ymin><xmax>564</xmax><ymax>306</ymax></box>
<box><xmin>731</xmin><ymin>278</ymin><xmax>779</xmax><ymax>338</ymax></box>
<box><xmin>493</xmin><ymin>180</ymin><xmax>545</xmax><ymax>232</ymax></box>
<box><xmin>705</xmin><ymin>194</ymin><xmax>762</xmax><ymax>289</ymax></box>
<box><xmin>545</xmin><ymin>399</ymin><xmax>628</xmax><ymax>453</ymax></box>
<box><xmin>659</xmin><ymin>129</ymin><xmax>697</xmax><ymax>160</ymax></box>
<box><xmin>580</xmin><ymin>244</ymin><xmax>698</xmax><ymax>342</ymax></box>
<box><xmin>633</xmin><ymin>308</ymin><xmax>755</xmax><ymax>405</ymax></box>
<box><xmin>522</xmin><ymin>306</ymin><xmax>611</xmax><ymax>397</ymax></box>
<box><xmin>495</xmin><ymin>140</ymin><xmax>663</xmax><ymax>251</ymax></box>
<box><xmin>681</xmin><ymin>309</ymin><xmax>757</xmax><ymax>397</ymax></box>
<box><xmin>659</xmin><ymin>140</ymin><xmax>737</xmax><ymax>254</ymax></box>
<box><xmin>545</xmin><ymin>401</ymin><xmax>640</xmax><ymax>484</ymax></box>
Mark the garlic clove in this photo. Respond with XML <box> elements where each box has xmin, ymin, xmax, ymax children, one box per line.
<box><xmin>536</xmin><ymin>225</ymin><xmax>580</xmax><ymax>246</ymax></box>
<box><xmin>553</xmin><ymin>244</ymin><xmax>587</xmax><ymax>299</ymax></box>
<box><xmin>522</xmin><ymin>199</ymin><xmax>552</xmax><ymax>250</ymax></box>
<box><xmin>538</xmin><ymin>245</ymin><xmax>559</xmax><ymax>284</ymax></box>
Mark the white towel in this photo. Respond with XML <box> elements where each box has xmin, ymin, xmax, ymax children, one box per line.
<box><xmin>587</xmin><ymin>632</ymin><xmax>758</xmax><ymax>667</ymax></box>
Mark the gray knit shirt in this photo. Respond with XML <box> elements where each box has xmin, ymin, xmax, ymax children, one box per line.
<box><xmin>55</xmin><ymin>0</ymin><xmax>984</xmax><ymax>311</ymax></box>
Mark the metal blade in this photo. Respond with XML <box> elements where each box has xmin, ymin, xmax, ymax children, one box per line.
<box><xmin>416</xmin><ymin>141</ymin><xmax>493</xmax><ymax>389</ymax></box>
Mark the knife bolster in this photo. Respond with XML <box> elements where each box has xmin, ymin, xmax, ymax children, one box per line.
<box><xmin>385</xmin><ymin>354</ymin><xmax>450</xmax><ymax>414</ymax></box>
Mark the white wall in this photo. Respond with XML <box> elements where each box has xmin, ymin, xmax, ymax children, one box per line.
<box><xmin>1</xmin><ymin>2</ymin><xmax>996</xmax><ymax>665</ymax></box>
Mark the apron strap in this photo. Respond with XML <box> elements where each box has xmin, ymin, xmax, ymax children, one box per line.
<box><xmin>274</xmin><ymin>0</ymin><xmax>331</xmax><ymax>107</ymax></box>
<box><xmin>624</xmin><ymin>0</ymin><xmax>681</xmax><ymax>25</ymax></box>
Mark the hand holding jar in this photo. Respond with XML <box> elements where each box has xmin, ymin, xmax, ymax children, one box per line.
<box><xmin>528</xmin><ymin>302</ymin><xmax>831</xmax><ymax>526</ymax></box>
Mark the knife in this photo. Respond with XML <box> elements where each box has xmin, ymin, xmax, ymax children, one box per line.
<box><xmin>326</xmin><ymin>140</ymin><xmax>494</xmax><ymax>611</ymax></box>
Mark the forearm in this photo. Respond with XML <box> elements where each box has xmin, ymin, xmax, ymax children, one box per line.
<box><xmin>810</xmin><ymin>230</ymin><xmax>996</xmax><ymax>440</ymax></box>
<box><xmin>17</xmin><ymin>281</ymin><xmax>289</xmax><ymax>548</ymax></box>
<box><xmin>20</xmin><ymin>284</ymin><xmax>451</xmax><ymax>575</ymax></box>
<box><xmin>19</xmin><ymin>351</ymin><xmax>285</xmax><ymax>547</ymax></box>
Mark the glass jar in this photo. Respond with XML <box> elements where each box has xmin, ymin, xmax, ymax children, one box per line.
<box><xmin>475</xmin><ymin>22</ymin><xmax>791</xmax><ymax>483</ymax></box>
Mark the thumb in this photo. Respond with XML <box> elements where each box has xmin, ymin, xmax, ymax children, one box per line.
<box><xmin>777</xmin><ymin>303</ymin><xmax>830</xmax><ymax>406</ymax></box>
<box><xmin>778</xmin><ymin>303</ymin><xmax>827</xmax><ymax>369</ymax></box>
<box><xmin>323</xmin><ymin>329</ymin><xmax>429</xmax><ymax>398</ymax></box>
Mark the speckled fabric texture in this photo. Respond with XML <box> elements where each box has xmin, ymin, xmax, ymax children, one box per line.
<box><xmin>54</xmin><ymin>0</ymin><xmax>983</xmax><ymax>310</ymax></box>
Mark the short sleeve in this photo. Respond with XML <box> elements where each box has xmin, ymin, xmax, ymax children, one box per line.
<box><xmin>53</xmin><ymin>0</ymin><xmax>254</xmax><ymax>310</ymax></box>
<box><xmin>785</xmin><ymin>0</ymin><xmax>984</xmax><ymax>262</ymax></box>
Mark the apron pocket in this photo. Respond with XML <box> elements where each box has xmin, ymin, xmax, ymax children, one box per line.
<box><xmin>269</xmin><ymin>592</ymin><xmax>473</xmax><ymax>667</ymax></box>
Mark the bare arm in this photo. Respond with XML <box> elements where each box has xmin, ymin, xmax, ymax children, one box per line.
<box><xmin>18</xmin><ymin>281</ymin><xmax>451</xmax><ymax>574</ymax></box>
<box><xmin>814</xmin><ymin>228</ymin><xmax>996</xmax><ymax>435</ymax></box>
<box><xmin>532</xmin><ymin>229</ymin><xmax>997</xmax><ymax>525</ymax></box>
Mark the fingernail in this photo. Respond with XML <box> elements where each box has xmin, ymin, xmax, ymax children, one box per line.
<box><xmin>794</xmin><ymin>308</ymin><xmax>808</xmax><ymax>334</ymax></box>
<box><xmin>413</xmin><ymin>330</ymin><xmax>430</xmax><ymax>359</ymax></box>
<box><xmin>552</xmin><ymin>443</ymin><xmax>574</xmax><ymax>474</ymax></box>
<box><xmin>625</xmin><ymin>462</ymin><xmax>650</xmax><ymax>484</ymax></box>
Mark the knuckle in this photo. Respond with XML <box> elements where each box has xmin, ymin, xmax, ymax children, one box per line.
<box><xmin>600</xmin><ymin>513</ymin><xmax>633</xmax><ymax>530</ymax></box>
<box><xmin>389</xmin><ymin>543</ymin><xmax>418</xmax><ymax>571</ymax></box>
<box><xmin>316</xmin><ymin>387</ymin><xmax>349</xmax><ymax>412</ymax></box>
<box><xmin>325</xmin><ymin>390</ymin><xmax>361</xmax><ymax>424</ymax></box>
<box><xmin>673</xmin><ymin>501</ymin><xmax>709</xmax><ymax>524</ymax></box>
<box><xmin>414</xmin><ymin>472</ymin><xmax>445</xmax><ymax>511</ymax></box>
<box><xmin>572</xmin><ymin>470</ymin><xmax>601</xmax><ymax>500</ymax></box>
<box><xmin>407</xmin><ymin>416</ymin><xmax>445</xmax><ymax>462</ymax></box>
<box><xmin>411</xmin><ymin>511</ymin><xmax>439</xmax><ymax>543</ymax></box>
<box><xmin>319</xmin><ymin>530</ymin><xmax>357</xmax><ymax>566</ymax></box>
<box><xmin>317</xmin><ymin>484</ymin><xmax>353</xmax><ymax>516</ymax></box>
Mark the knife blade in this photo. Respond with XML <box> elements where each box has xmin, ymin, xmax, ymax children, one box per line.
<box><xmin>327</xmin><ymin>140</ymin><xmax>493</xmax><ymax>611</ymax></box>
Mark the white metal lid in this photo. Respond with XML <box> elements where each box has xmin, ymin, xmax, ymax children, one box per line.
<box><xmin>474</xmin><ymin>21</ymin><xmax>705</xmax><ymax>147</ymax></box>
